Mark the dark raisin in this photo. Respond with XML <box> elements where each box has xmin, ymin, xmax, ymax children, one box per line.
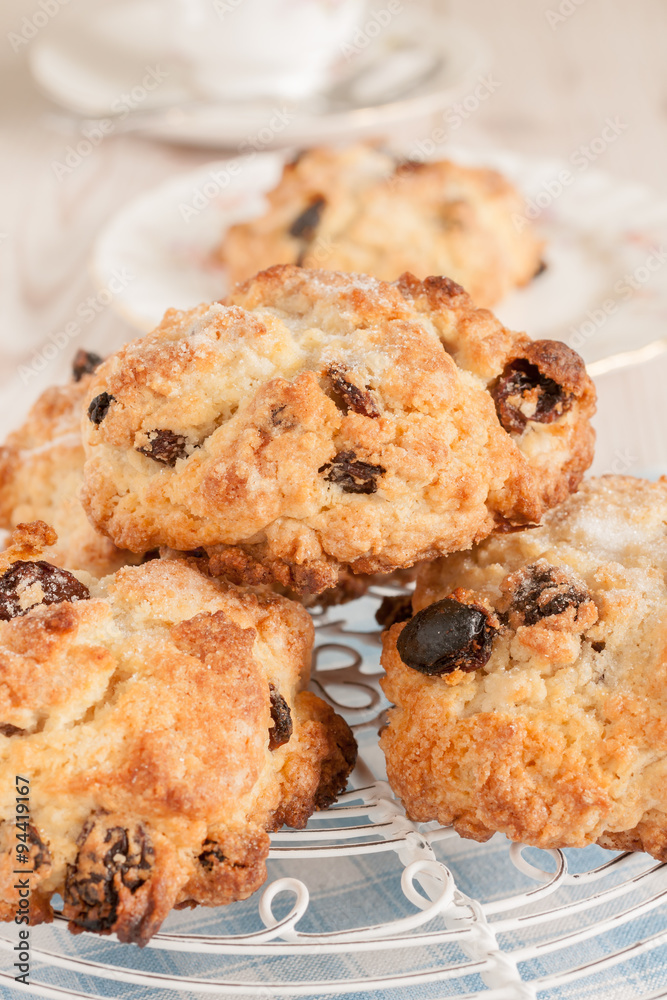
<box><xmin>397</xmin><ymin>597</ymin><xmax>497</xmax><ymax>676</ymax></box>
<box><xmin>289</xmin><ymin>196</ymin><xmax>326</xmax><ymax>240</ymax></box>
<box><xmin>326</xmin><ymin>364</ymin><xmax>380</xmax><ymax>418</ymax></box>
<box><xmin>375</xmin><ymin>594</ymin><xmax>413</xmax><ymax>629</ymax></box>
<box><xmin>0</xmin><ymin>723</ymin><xmax>25</xmax><ymax>737</ymax></box>
<box><xmin>268</xmin><ymin>405</ymin><xmax>298</xmax><ymax>433</ymax></box>
<box><xmin>64</xmin><ymin>816</ymin><xmax>153</xmax><ymax>933</ymax></box>
<box><xmin>439</xmin><ymin>199</ymin><xmax>468</xmax><ymax>231</ymax></box>
<box><xmin>137</xmin><ymin>429</ymin><xmax>190</xmax><ymax>467</ymax></box>
<box><xmin>269</xmin><ymin>684</ymin><xmax>293</xmax><ymax>750</ymax></box>
<box><xmin>510</xmin><ymin>562</ymin><xmax>589</xmax><ymax>626</ymax></box>
<box><xmin>318</xmin><ymin>451</ymin><xmax>385</xmax><ymax>495</ymax></box>
<box><xmin>492</xmin><ymin>360</ymin><xmax>573</xmax><ymax>435</ymax></box>
<box><xmin>591</xmin><ymin>640</ymin><xmax>606</xmax><ymax>652</ymax></box>
<box><xmin>198</xmin><ymin>840</ymin><xmax>227</xmax><ymax>871</ymax></box>
<box><xmin>28</xmin><ymin>825</ymin><xmax>52</xmax><ymax>871</ymax></box>
<box><xmin>534</xmin><ymin>259</ymin><xmax>548</xmax><ymax>278</ymax></box>
<box><xmin>72</xmin><ymin>349</ymin><xmax>103</xmax><ymax>382</ymax></box>
<box><xmin>0</xmin><ymin>560</ymin><xmax>90</xmax><ymax>621</ymax></box>
<box><xmin>87</xmin><ymin>392</ymin><xmax>115</xmax><ymax>424</ymax></box>
<box><xmin>140</xmin><ymin>549</ymin><xmax>161</xmax><ymax>563</ymax></box>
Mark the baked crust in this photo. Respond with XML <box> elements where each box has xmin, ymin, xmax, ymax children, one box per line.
<box><xmin>0</xmin><ymin>368</ymin><xmax>414</xmax><ymax>605</ymax></box>
<box><xmin>162</xmin><ymin>545</ymin><xmax>417</xmax><ymax>609</ymax></box>
<box><xmin>0</xmin><ymin>526</ymin><xmax>356</xmax><ymax>944</ymax></box>
<box><xmin>80</xmin><ymin>266</ymin><xmax>594</xmax><ymax>594</ymax></box>
<box><xmin>380</xmin><ymin>476</ymin><xmax>667</xmax><ymax>859</ymax></box>
<box><xmin>217</xmin><ymin>145</ymin><xmax>544</xmax><ymax>307</ymax></box>
<box><xmin>0</xmin><ymin>369</ymin><xmax>137</xmax><ymax>577</ymax></box>
<box><xmin>0</xmin><ymin>366</ymin><xmax>398</xmax><ymax>605</ymax></box>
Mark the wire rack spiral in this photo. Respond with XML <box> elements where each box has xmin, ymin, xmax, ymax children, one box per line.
<box><xmin>2</xmin><ymin>584</ymin><xmax>667</xmax><ymax>1000</ymax></box>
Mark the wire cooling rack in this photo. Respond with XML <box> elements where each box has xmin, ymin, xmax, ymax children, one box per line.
<box><xmin>2</xmin><ymin>584</ymin><xmax>667</xmax><ymax>1000</ymax></box>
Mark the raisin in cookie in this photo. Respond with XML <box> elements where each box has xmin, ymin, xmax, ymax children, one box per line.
<box><xmin>380</xmin><ymin>476</ymin><xmax>667</xmax><ymax>859</ymax></box>
<box><xmin>1</xmin><ymin>355</ymin><xmax>401</xmax><ymax>606</ymax></box>
<box><xmin>80</xmin><ymin>266</ymin><xmax>595</xmax><ymax>596</ymax></box>
<box><xmin>0</xmin><ymin>522</ymin><xmax>355</xmax><ymax>944</ymax></box>
<box><xmin>0</xmin><ymin>351</ymin><xmax>137</xmax><ymax>577</ymax></box>
<box><xmin>217</xmin><ymin>145</ymin><xmax>544</xmax><ymax>307</ymax></box>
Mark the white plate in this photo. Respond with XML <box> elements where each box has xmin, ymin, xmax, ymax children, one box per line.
<box><xmin>92</xmin><ymin>146</ymin><xmax>667</xmax><ymax>374</ymax></box>
<box><xmin>92</xmin><ymin>151</ymin><xmax>286</xmax><ymax>331</ymax></box>
<box><xmin>30</xmin><ymin>0</ymin><xmax>485</xmax><ymax>148</ymax></box>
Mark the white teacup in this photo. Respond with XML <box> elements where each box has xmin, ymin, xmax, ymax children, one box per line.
<box><xmin>172</xmin><ymin>0</ymin><xmax>368</xmax><ymax>101</ymax></box>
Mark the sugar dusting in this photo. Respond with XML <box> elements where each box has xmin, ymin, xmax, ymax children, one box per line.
<box><xmin>545</xmin><ymin>478</ymin><xmax>667</xmax><ymax>575</ymax></box>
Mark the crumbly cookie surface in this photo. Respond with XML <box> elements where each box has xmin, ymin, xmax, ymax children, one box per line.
<box><xmin>80</xmin><ymin>266</ymin><xmax>595</xmax><ymax>595</ymax></box>
<box><xmin>0</xmin><ymin>352</ymin><xmax>136</xmax><ymax>577</ymax></box>
<box><xmin>0</xmin><ymin>355</ymin><xmax>385</xmax><ymax>606</ymax></box>
<box><xmin>218</xmin><ymin>145</ymin><xmax>544</xmax><ymax>307</ymax></box>
<box><xmin>0</xmin><ymin>524</ymin><xmax>355</xmax><ymax>943</ymax></box>
<box><xmin>380</xmin><ymin>476</ymin><xmax>667</xmax><ymax>859</ymax></box>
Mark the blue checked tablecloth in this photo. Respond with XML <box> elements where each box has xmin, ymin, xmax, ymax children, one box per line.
<box><xmin>3</xmin><ymin>742</ymin><xmax>667</xmax><ymax>1000</ymax></box>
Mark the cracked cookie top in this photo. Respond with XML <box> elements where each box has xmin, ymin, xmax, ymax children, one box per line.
<box><xmin>80</xmin><ymin>267</ymin><xmax>594</xmax><ymax>595</ymax></box>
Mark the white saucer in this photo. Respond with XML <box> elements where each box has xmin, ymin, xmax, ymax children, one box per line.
<box><xmin>92</xmin><ymin>146</ymin><xmax>667</xmax><ymax>374</ymax></box>
<box><xmin>30</xmin><ymin>0</ymin><xmax>485</xmax><ymax>148</ymax></box>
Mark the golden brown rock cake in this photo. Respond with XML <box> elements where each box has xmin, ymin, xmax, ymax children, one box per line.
<box><xmin>0</xmin><ymin>351</ymin><xmax>137</xmax><ymax>577</ymax></box>
<box><xmin>80</xmin><ymin>266</ymin><xmax>595</xmax><ymax>596</ymax></box>
<box><xmin>380</xmin><ymin>476</ymin><xmax>667</xmax><ymax>860</ymax></box>
<box><xmin>217</xmin><ymin>144</ymin><xmax>544</xmax><ymax>307</ymax></box>
<box><xmin>0</xmin><ymin>522</ymin><xmax>355</xmax><ymax>944</ymax></box>
<box><xmin>0</xmin><ymin>353</ymin><xmax>411</xmax><ymax>605</ymax></box>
